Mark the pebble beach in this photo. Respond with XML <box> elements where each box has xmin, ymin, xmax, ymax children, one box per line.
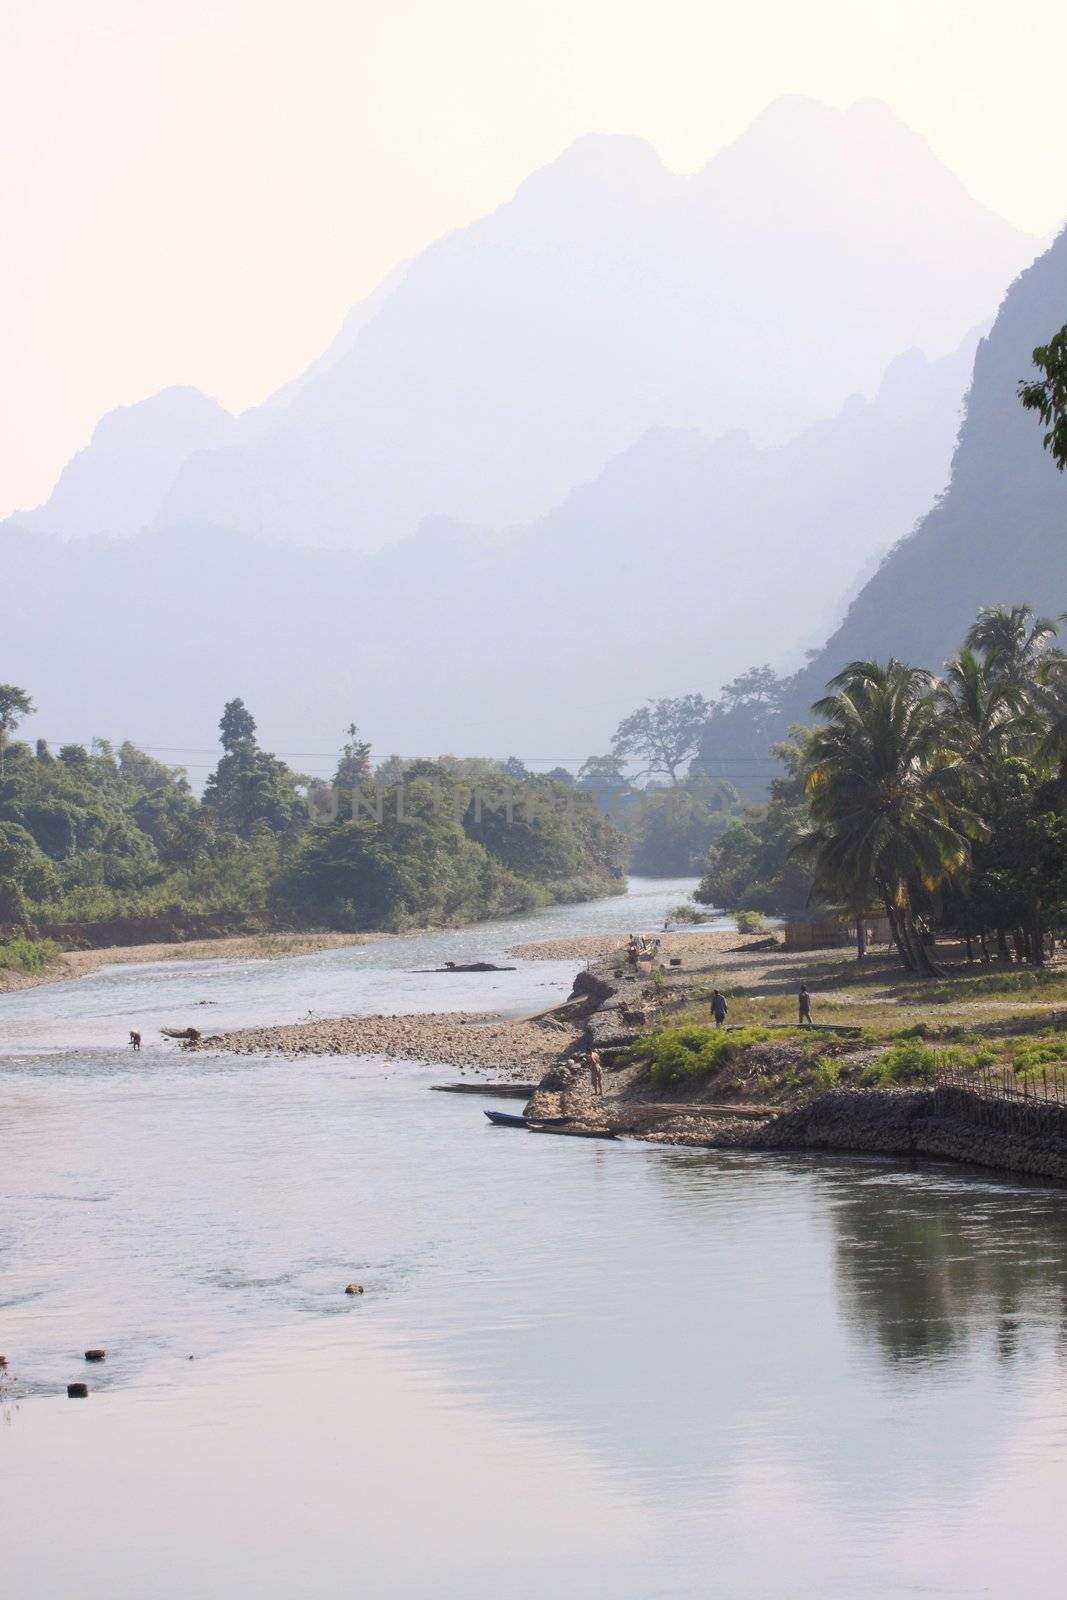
<box><xmin>211</xmin><ymin>1010</ymin><xmax>581</xmax><ymax>1075</ymax></box>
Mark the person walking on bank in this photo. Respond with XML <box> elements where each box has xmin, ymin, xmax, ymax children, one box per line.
<box><xmin>798</xmin><ymin>984</ymin><xmax>813</xmax><ymax>1026</ymax></box>
<box><xmin>588</xmin><ymin>1048</ymin><xmax>604</xmax><ymax>1096</ymax></box>
<box><xmin>711</xmin><ymin>990</ymin><xmax>728</xmax><ymax>1028</ymax></box>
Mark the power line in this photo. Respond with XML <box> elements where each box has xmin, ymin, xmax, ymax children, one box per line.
<box><xmin>26</xmin><ymin>737</ymin><xmax>785</xmax><ymax>766</ymax></box>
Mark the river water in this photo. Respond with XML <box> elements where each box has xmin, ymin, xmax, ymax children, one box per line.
<box><xmin>2</xmin><ymin>878</ymin><xmax>1067</xmax><ymax>1598</ymax></box>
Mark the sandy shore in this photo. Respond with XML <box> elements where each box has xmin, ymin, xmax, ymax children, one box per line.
<box><xmin>0</xmin><ymin>931</ymin><xmax>382</xmax><ymax>995</ymax></box>
<box><xmin>510</xmin><ymin>929</ymin><xmax>774</xmax><ymax>966</ymax></box>
<box><xmin>212</xmin><ymin>1011</ymin><xmax>579</xmax><ymax>1075</ymax></box>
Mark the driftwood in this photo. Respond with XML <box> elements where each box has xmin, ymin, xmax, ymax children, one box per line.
<box><xmin>431</xmin><ymin>1082</ymin><xmax>537</xmax><ymax>1098</ymax></box>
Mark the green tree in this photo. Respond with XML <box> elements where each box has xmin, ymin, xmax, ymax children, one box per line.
<box><xmin>963</xmin><ymin>605</ymin><xmax>1060</xmax><ymax>692</ymax></box>
<box><xmin>219</xmin><ymin>698</ymin><xmax>257</xmax><ymax>753</ymax></box>
<box><xmin>800</xmin><ymin>662</ymin><xmax>979</xmax><ymax>975</ymax></box>
<box><xmin>204</xmin><ymin>700</ymin><xmax>307</xmax><ymax>840</ymax></box>
<box><xmin>691</xmin><ymin>664</ymin><xmax>794</xmax><ymax>794</ymax></box>
<box><xmin>695</xmin><ymin>731</ymin><xmax>814</xmax><ymax>914</ymax></box>
<box><xmin>576</xmin><ymin>753</ymin><xmax>632</xmax><ymax>810</ymax></box>
<box><xmin>626</xmin><ymin>776</ymin><xmax>741</xmax><ymax>876</ymax></box>
<box><xmin>334</xmin><ymin>723</ymin><xmax>372</xmax><ymax>788</ymax></box>
<box><xmin>1019</xmin><ymin>324</ymin><xmax>1067</xmax><ymax>470</ymax></box>
<box><xmin>0</xmin><ymin>684</ymin><xmax>34</xmax><ymax>780</ymax></box>
<box><xmin>0</xmin><ymin>821</ymin><xmax>58</xmax><ymax>930</ymax></box>
<box><xmin>611</xmin><ymin>694</ymin><xmax>711</xmax><ymax>786</ymax></box>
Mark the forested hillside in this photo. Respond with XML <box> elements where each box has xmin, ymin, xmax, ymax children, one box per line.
<box><xmin>791</xmin><ymin>226</ymin><xmax>1067</xmax><ymax>703</ymax></box>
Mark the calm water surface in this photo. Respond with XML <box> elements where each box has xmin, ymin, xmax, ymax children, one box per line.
<box><xmin>2</xmin><ymin>878</ymin><xmax>1067</xmax><ymax>1598</ymax></box>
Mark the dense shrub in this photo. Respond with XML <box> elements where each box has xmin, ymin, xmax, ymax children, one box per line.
<box><xmin>861</xmin><ymin>1037</ymin><xmax>996</xmax><ymax>1086</ymax></box>
<box><xmin>0</xmin><ymin>935</ymin><xmax>60</xmax><ymax>973</ymax></box>
<box><xmin>637</xmin><ymin>1024</ymin><xmax>775</xmax><ymax>1087</ymax></box>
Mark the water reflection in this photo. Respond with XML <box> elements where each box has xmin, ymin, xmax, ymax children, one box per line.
<box><xmin>5</xmin><ymin>880</ymin><xmax>1067</xmax><ymax>1596</ymax></box>
<box><xmin>822</xmin><ymin>1165</ymin><xmax>1067</xmax><ymax>1368</ymax></box>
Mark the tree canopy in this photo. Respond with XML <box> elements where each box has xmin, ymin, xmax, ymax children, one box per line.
<box><xmin>1019</xmin><ymin>324</ymin><xmax>1067</xmax><ymax>471</ymax></box>
<box><xmin>697</xmin><ymin>605</ymin><xmax>1067</xmax><ymax>976</ymax></box>
<box><xmin>0</xmin><ymin>694</ymin><xmax>625</xmax><ymax>939</ymax></box>
<box><xmin>610</xmin><ymin>694</ymin><xmax>712</xmax><ymax>786</ymax></box>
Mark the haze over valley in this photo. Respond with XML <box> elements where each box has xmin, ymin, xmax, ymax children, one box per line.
<box><xmin>3</xmin><ymin>97</ymin><xmax>1044</xmax><ymax>764</ymax></box>
<box><xmin>10</xmin><ymin>12</ymin><xmax>1067</xmax><ymax>1596</ymax></box>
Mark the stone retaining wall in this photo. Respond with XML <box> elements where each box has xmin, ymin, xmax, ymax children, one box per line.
<box><xmin>747</xmin><ymin>1087</ymin><xmax>1067</xmax><ymax>1183</ymax></box>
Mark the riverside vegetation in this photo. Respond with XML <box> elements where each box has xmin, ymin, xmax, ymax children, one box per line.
<box><xmin>0</xmin><ymin>692</ymin><xmax>624</xmax><ymax>959</ymax></box>
<box><xmin>6</xmin><ymin>325</ymin><xmax>1067</xmax><ymax>973</ymax></box>
<box><xmin>691</xmin><ymin>604</ymin><xmax>1067</xmax><ymax>976</ymax></box>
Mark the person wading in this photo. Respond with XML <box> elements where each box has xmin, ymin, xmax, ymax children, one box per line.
<box><xmin>129</xmin><ymin>1031</ymin><xmax>141</xmax><ymax>1051</ymax></box>
<box><xmin>798</xmin><ymin>984</ymin><xmax>813</xmax><ymax>1026</ymax></box>
<box><xmin>710</xmin><ymin>990</ymin><xmax>728</xmax><ymax>1028</ymax></box>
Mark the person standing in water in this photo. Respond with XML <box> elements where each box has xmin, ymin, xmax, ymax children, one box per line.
<box><xmin>798</xmin><ymin>984</ymin><xmax>813</xmax><ymax>1026</ymax></box>
<box><xmin>129</xmin><ymin>1030</ymin><xmax>141</xmax><ymax>1051</ymax></box>
<box><xmin>710</xmin><ymin>990</ymin><xmax>728</xmax><ymax>1028</ymax></box>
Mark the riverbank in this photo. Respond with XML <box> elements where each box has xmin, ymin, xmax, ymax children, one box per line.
<box><xmin>520</xmin><ymin>944</ymin><xmax>1067</xmax><ymax>1182</ymax></box>
<box><xmin>0</xmin><ymin>931</ymin><xmax>382</xmax><ymax>995</ymax></box>
<box><xmin>114</xmin><ymin>902</ymin><xmax>1067</xmax><ymax>1184</ymax></box>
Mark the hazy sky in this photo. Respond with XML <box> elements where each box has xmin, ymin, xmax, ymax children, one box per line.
<box><xmin>3</xmin><ymin>0</ymin><xmax>1066</xmax><ymax>518</ymax></box>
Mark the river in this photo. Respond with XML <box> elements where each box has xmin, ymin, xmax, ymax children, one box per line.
<box><xmin>2</xmin><ymin>877</ymin><xmax>1067</xmax><ymax>1598</ymax></box>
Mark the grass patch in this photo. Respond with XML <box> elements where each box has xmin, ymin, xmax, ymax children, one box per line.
<box><xmin>912</xmin><ymin>967</ymin><xmax>1067</xmax><ymax>1004</ymax></box>
<box><xmin>0</xmin><ymin>935</ymin><xmax>61</xmax><ymax>974</ymax></box>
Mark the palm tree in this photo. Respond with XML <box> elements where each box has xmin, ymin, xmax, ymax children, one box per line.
<box><xmin>964</xmin><ymin>605</ymin><xmax>1059</xmax><ymax>692</ymax></box>
<box><xmin>800</xmin><ymin>661</ymin><xmax>980</xmax><ymax>976</ymax></box>
<box><xmin>936</xmin><ymin>648</ymin><xmax>1029</xmax><ymax>769</ymax></box>
<box><xmin>935</xmin><ymin>647</ymin><xmax>1042</xmax><ymax>963</ymax></box>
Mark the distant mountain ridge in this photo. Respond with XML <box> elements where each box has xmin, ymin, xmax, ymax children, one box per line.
<box><xmin>14</xmin><ymin>387</ymin><xmax>234</xmax><ymax>541</ymax></box>
<box><xmin>6</xmin><ymin>96</ymin><xmax>1034</xmax><ymax>554</ymax></box>
<box><xmin>2</xmin><ymin>334</ymin><xmax>978</xmax><ymax>761</ymax></box>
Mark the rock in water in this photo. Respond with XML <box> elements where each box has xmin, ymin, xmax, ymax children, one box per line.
<box><xmin>67</xmin><ymin>1382</ymin><xmax>89</xmax><ymax>1398</ymax></box>
<box><xmin>84</xmin><ymin>1349</ymin><xmax>106</xmax><ymax>1362</ymax></box>
<box><xmin>344</xmin><ymin>1283</ymin><xmax>365</xmax><ymax>1296</ymax></box>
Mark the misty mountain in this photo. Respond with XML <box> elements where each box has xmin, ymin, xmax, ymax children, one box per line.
<box><xmin>156</xmin><ymin>98</ymin><xmax>1027</xmax><ymax>553</ymax></box>
<box><xmin>11</xmin><ymin>97</ymin><xmax>1033</xmax><ymax>555</ymax></box>
<box><xmin>15</xmin><ymin>387</ymin><xmax>234</xmax><ymax>540</ymax></box>
<box><xmin>790</xmin><ymin>223</ymin><xmax>1067</xmax><ymax>708</ymax></box>
<box><xmin>4</xmin><ymin>334</ymin><xmax>975</xmax><ymax>765</ymax></box>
